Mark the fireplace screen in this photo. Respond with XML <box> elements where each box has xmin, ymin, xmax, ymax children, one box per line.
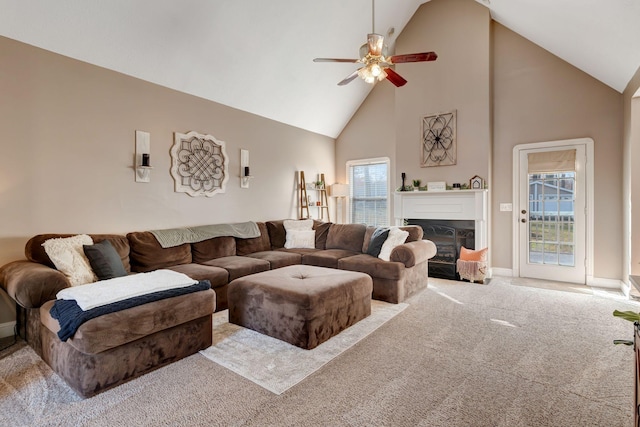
<box><xmin>408</xmin><ymin>219</ymin><xmax>474</xmax><ymax>281</ymax></box>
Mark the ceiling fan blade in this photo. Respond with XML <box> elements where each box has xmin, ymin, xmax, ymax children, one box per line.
<box><xmin>390</xmin><ymin>51</ymin><xmax>438</xmax><ymax>63</ymax></box>
<box><xmin>337</xmin><ymin>69</ymin><xmax>361</xmax><ymax>86</ymax></box>
<box><xmin>384</xmin><ymin>68</ymin><xmax>407</xmax><ymax>87</ymax></box>
<box><xmin>313</xmin><ymin>58</ymin><xmax>359</xmax><ymax>63</ymax></box>
<box><xmin>367</xmin><ymin>33</ymin><xmax>385</xmax><ymax>56</ymax></box>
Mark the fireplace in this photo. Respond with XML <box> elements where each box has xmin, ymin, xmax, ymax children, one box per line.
<box><xmin>407</xmin><ymin>219</ymin><xmax>475</xmax><ymax>280</ymax></box>
<box><xmin>394</xmin><ymin>189</ymin><xmax>488</xmax><ymax>280</ymax></box>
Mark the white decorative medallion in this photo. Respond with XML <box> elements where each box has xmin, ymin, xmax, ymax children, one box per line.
<box><xmin>171</xmin><ymin>131</ymin><xmax>229</xmax><ymax>197</ymax></box>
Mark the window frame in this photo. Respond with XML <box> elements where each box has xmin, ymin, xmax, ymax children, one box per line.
<box><xmin>345</xmin><ymin>157</ymin><xmax>391</xmax><ymax>226</ymax></box>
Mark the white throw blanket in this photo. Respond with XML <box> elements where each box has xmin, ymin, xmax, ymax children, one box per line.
<box><xmin>56</xmin><ymin>269</ymin><xmax>198</xmax><ymax>311</ymax></box>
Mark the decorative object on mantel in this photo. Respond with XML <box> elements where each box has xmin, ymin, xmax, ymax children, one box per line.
<box><xmin>134</xmin><ymin>130</ymin><xmax>153</xmax><ymax>183</ymax></box>
<box><xmin>171</xmin><ymin>131</ymin><xmax>229</xmax><ymax>197</ymax></box>
<box><xmin>421</xmin><ymin>110</ymin><xmax>456</xmax><ymax>167</ymax></box>
<box><xmin>427</xmin><ymin>181</ymin><xmax>446</xmax><ymax>192</ymax></box>
<box><xmin>412</xmin><ymin>179</ymin><xmax>421</xmax><ymax>191</ymax></box>
<box><xmin>469</xmin><ymin>175</ymin><xmax>484</xmax><ymax>190</ymax></box>
<box><xmin>452</xmin><ymin>183</ymin><xmax>461</xmax><ymax>190</ymax></box>
<box><xmin>400</xmin><ymin>172</ymin><xmax>407</xmax><ymax>191</ymax></box>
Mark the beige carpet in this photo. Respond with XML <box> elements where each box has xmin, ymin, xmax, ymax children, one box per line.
<box><xmin>200</xmin><ymin>301</ymin><xmax>408</xmax><ymax>394</ymax></box>
<box><xmin>0</xmin><ymin>276</ymin><xmax>638</xmax><ymax>426</ymax></box>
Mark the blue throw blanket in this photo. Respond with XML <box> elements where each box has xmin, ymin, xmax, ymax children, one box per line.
<box><xmin>50</xmin><ymin>280</ymin><xmax>211</xmax><ymax>341</ymax></box>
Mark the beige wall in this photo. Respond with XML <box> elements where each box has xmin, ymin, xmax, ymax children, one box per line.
<box><xmin>338</xmin><ymin>0</ymin><xmax>624</xmax><ymax>281</ymax></box>
<box><xmin>337</xmin><ymin>0</ymin><xmax>491</xmax><ymax>222</ymax></box>
<box><xmin>0</xmin><ymin>36</ymin><xmax>335</xmax><ymax>324</ymax></box>
<box><xmin>623</xmin><ymin>66</ymin><xmax>640</xmax><ymax>279</ymax></box>
<box><xmin>335</xmin><ymin>82</ymin><xmax>396</xmax><ymax>220</ymax></box>
<box><xmin>394</xmin><ymin>0</ymin><xmax>491</xmax><ymax>190</ymax></box>
<box><xmin>492</xmin><ymin>22</ymin><xmax>623</xmax><ymax>279</ymax></box>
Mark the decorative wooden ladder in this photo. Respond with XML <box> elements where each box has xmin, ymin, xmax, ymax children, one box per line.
<box><xmin>299</xmin><ymin>171</ymin><xmax>310</xmax><ymax>219</ymax></box>
<box><xmin>298</xmin><ymin>171</ymin><xmax>330</xmax><ymax>221</ymax></box>
<box><xmin>317</xmin><ymin>173</ymin><xmax>330</xmax><ymax>222</ymax></box>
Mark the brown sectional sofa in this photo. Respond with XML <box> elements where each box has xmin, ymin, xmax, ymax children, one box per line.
<box><xmin>0</xmin><ymin>219</ymin><xmax>436</xmax><ymax>397</ymax></box>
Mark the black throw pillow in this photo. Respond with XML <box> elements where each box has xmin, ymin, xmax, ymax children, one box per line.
<box><xmin>83</xmin><ymin>240</ymin><xmax>127</xmax><ymax>280</ymax></box>
<box><xmin>367</xmin><ymin>227</ymin><xmax>390</xmax><ymax>257</ymax></box>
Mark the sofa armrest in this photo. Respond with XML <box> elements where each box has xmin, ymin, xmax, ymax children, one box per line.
<box><xmin>389</xmin><ymin>240</ymin><xmax>437</xmax><ymax>268</ymax></box>
<box><xmin>0</xmin><ymin>260</ymin><xmax>70</xmax><ymax>309</ymax></box>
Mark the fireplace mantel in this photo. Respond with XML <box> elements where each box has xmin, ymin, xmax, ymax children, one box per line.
<box><xmin>394</xmin><ymin>189</ymin><xmax>488</xmax><ymax>249</ymax></box>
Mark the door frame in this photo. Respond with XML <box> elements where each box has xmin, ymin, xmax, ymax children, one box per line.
<box><xmin>511</xmin><ymin>137</ymin><xmax>594</xmax><ymax>282</ymax></box>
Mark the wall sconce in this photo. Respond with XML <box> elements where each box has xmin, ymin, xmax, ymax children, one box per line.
<box><xmin>240</xmin><ymin>149</ymin><xmax>253</xmax><ymax>188</ymax></box>
<box><xmin>330</xmin><ymin>183</ymin><xmax>349</xmax><ymax>224</ymax></box>
<box><xmin>135</xmin><ymin>130</ymin><xmax>153</xmax><ymax>183</ymax></box>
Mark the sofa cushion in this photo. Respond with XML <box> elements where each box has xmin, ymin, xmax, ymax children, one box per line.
<box><xmin>191</xmin><ymin>236</ymin><xmax>236</xmax><ymax>263</ymax></box>
<box><xmin>167</xmin><ymin>263</ymin><xmax>229</xmax><ymax>288</ymax></box>
<box><xmin>389</xmin><ymin>240</ymin><xmax>437</xmax><ymax>267</ymax></box>
<box><xmin>325</xmin><ymin>223</ymin><xmax>367</xmax><ymax>252</ymax></box>
<box><xmin>127</xmin><ymin>231</ymin><xmax>191</xmax><ymax>272</ymax></box>
<box><xmin>313</xmin><ymin>221</ymin><xmax>331</xmax><ymax>249</ymax></box>
<box><xmin>40</xmin><ymin>289</ymin><xmax>215</xmax><ymax>355</ymax></box>
<box><xmin>338</xmin><ymin>254</ymin><xmax>405</xmax><ymax>281</ymax></box>
<box><xmin>302</xmin><ymin>249</ymin><xmax>361</xmax><ymax>269</ymax></box>
<box><xmin>202</xmin><ymin>256</ymin><xmax>270</xmax><ymax>281</ymax></box>
<box><xmin>246</xmin><ymin>251</ymin><xmax>302</xmax><ymax>269</ymax></box>
<box><xmin>400</xmin><ymin>225</ymin><xmax>423</xmax><ymax>242</ymax></box>
<box><xmin>236</xmin><ymin>222</ymin><xmax>271</xmax><ymax>255</ymax></box>
<box><xmin>26</xmin><ymin>234</ymin><xmax>131</xmax><ymax>273</ymax></box>
<box><xmin>266</xmin><ymin>220</ymin><xmax>287</xmax><ymax>249</ymax></box>
<box><xmin>83</xmin><ymin>240</ymin><xmax>128</xmax><ymax>280</ymax></box>
<box><xmin>0</xmin><ymin>260</ymin><xmax>70</xmax><ymax>308</ymax></box>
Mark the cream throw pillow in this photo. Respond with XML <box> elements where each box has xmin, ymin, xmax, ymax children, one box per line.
<box><xmin>378</xmin><ymin>227</ymin><xmax>409</xmax><ymax>261</ymax></box>
<box><xmin>43</xmin><ymin>234</ymin><xmax>98</xmax><ymax>286</ymax></box>
<box><xmin>283</xmin><ymin>219</ymin><xmax>315</xmax><ymax>249</ymax></box>
<box><xmin>283</xmin><ymin>219</ymin><xmax>313</xmax><ymax>231</ymax></box>
<box><xmin>284</xmin><ymin>230</ymin><xmax>316</xmax><ymax>249</ymax></box>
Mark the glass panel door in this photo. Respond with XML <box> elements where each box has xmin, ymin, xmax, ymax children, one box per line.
<box><xmin>518</xmin><ymin>146</ymin><xmax>586</xmax><ymax>284</ymax></box>
<box><xmin>528</xmin><ymin>172</ymin><xmax>576</xmax><ymax>267</ymax></box>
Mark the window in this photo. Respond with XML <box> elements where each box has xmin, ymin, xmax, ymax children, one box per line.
<box><xmin>346</xmin><ymin>158</ymin><xmax>390</xmax><ymax>226</ymax></box>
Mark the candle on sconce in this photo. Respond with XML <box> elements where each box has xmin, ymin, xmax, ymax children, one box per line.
<box><xmin>244</xmin><ymin>166</ymin><xmax>250</xmax><ymax>177</ymax></box>
<box><xmin>142</xmin><ymin>153</ymin><xmax>150</xmax><ymax>167</ymax></box>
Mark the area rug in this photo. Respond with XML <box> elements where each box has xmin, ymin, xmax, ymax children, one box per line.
<box><xmin>200</xmin><ymin>300</ymin><xmax>408</xmax><ymax>395</ymax></box>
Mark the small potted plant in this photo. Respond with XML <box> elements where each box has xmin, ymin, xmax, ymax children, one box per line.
<box><xmin>412</xmin><ymin>179</ymin><xmax>421</xmax><ymax>191</ymax></box>
<box><xmin>315</xmin><ymin>180</ymin><xmax>324</xmax><ymax>190</ymax></box>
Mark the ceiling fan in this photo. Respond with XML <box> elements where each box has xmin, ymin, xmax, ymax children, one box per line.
<box><xmin>313</xmin><ymin>0</ymin><xmax>437</xmax><ymax>87</ymax></box>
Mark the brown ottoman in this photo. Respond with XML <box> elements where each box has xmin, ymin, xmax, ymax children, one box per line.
<box><xmin>228</xmin><ymin>265</ymin><xmax>372</xmax><ymax>349</ymax></box>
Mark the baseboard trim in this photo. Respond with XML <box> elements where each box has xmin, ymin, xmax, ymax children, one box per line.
<box><xmin>490</xmin><ymin>267</ymin><xmax>513</xmax><ymax>277</ymax></box>
<box><xmin>0</xmin><ymin>321</ymin><xmax>16</xmax><ymax>339</ymax></box>
<box><xmin>587</xmin><ymin>276</ymin><xmax>624</xmax><ymax>290</ymax></box>
<box><xmin>490</xmin><ymin>270</ymin><xmax>624</xmax><ymax>292</ymax></box>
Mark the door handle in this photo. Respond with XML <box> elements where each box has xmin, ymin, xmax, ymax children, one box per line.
<box><xmin>521</xmin><ymin>218</ymin><xmax>526</xmax><ymax>223</ymax></box>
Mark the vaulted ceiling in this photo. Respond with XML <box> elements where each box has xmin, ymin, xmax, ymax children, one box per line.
<box><xmin>1</xmin><ymin>0</ymin><xmax>639</xmax><ymax>138</ymax></box>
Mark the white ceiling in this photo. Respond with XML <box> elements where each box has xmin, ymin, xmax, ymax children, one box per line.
<box><xmin>1</xmin><ymin>0</ymin><xmax>639</xmax><ymax>138</ymax></box>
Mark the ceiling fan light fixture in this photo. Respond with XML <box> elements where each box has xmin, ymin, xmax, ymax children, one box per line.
<box><xmin>312</xmin><ymin>0</ymin><xmax>436</xmax><ymax>87</ymax></box>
